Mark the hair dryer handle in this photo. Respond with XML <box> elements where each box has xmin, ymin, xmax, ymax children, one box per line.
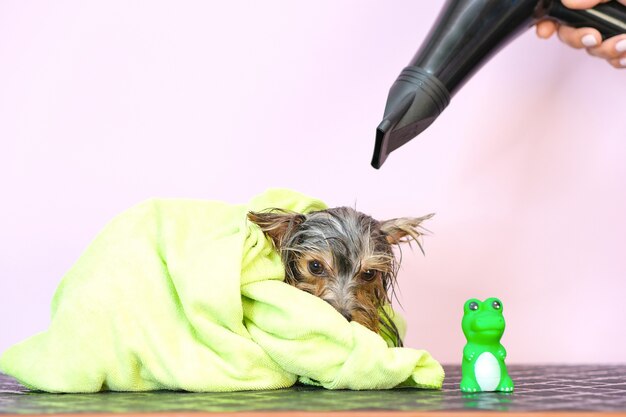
<box><xmin>546</xmin><ymin>0</ymin><xmax>626</xmax><ymax>39</ymax></box>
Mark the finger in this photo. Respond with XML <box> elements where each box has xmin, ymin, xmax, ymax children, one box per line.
<box><xmin>557</xmin><ymin>25</ymin><xmax>602</xmax><ymax>48</ymax></box>
<box><xmin>607</xmin><ymin>56</ymin><xmax>626</xmax><ymax>68</ymax></box>
<box><xmin>587</xmin><ymin>34</ymin><xmax>626</xmax><ymax>59</ymax></box>
<box><xmin>536</xmin><ymin>20</ymin><xmax>558</xmax><ymax>39</ymax></box>
<box><xmin>561</xmin><ymin>0</ymin><xmax>608</xmax><ymax>9</ymax></box>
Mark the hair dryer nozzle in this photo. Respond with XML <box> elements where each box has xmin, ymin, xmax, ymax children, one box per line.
<box><xmin>371</xmin><ymin>67</ymin><xmax>450</xmax><ymax>169</ymax></box>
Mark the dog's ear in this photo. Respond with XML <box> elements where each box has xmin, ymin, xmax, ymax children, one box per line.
<box><xmin>248</xmin><ymin>210</ymin><xmax>305</xmax><ymax>248</ymax></box>
<box><xmin>379</xmin><ymin>213</ymin><xmax>434</xmax><ymax>253</ymax></box>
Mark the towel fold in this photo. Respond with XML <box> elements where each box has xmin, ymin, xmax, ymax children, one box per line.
<box><xmin>0</xmin><ymin>189</ymin><xmax>444</xmax><ymax>392</ymax></box>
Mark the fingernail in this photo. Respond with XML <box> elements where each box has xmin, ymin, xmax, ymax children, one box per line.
<box><xmin>616</xmin><ymin>39</ymin><xmax>626</xmax><ymax>52</ymax></box>
<box><xmin>581</xmin><ymin>34</ymin><xmax>598</xmax><ymax>47</ymax></box>
<box><xmin>620</xmin><ymin>58</ymin><xmax>626</xmax><ymax>67</ymax></box>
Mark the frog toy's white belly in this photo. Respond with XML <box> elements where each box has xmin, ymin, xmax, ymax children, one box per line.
<box><xmin>474</xmin><ymin>352</ymin><xmax>501</xmax><ymax>391</ymax></box>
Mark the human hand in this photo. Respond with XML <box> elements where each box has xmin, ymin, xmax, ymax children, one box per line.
<box><xmin>536</xmin><ymin>0</ymin><xmax>626</xmax><ymax>68</ymax></box>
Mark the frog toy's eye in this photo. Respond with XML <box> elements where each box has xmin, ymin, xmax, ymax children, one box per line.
<box><xmin>469</xmin><ymin>301</ymin><xmax>479</xmax><ymax>311</ymax></box>
<box><xmin>492</xmin><ymin>300</ymin><xmax>501</xmax><ymax>310</ymax></box>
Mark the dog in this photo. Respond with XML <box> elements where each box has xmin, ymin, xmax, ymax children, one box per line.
<box><xmin>248</xmin><ymin>207</ymin><xmax>433</xmax><ymax>347</ymax></box>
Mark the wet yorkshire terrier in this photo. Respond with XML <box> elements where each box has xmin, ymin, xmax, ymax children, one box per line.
<box><xmin>248</xmin><ymin>207</ymin><xmax>432</xmax><ymax>347</ymax></box>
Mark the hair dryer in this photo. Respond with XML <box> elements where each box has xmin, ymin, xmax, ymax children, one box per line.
<box><xmin>371</xmin><ymin>0</ymin><xmax>626</xmax><ymax>169</ymax></box>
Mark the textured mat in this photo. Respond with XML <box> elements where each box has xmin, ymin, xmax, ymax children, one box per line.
<box><xmin>1</xmin><ymin>365</ymin><xmax>625</xmax><ymax>414</ymax></box>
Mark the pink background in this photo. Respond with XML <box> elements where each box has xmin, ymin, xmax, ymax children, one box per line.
<box><xmin>1</xmin><ymin>1</ymin><xmax>625</xmax><ymax>364</ymax></box>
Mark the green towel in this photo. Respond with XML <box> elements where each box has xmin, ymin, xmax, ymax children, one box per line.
<box><xmin>0</xmin><ymin>189</ymin><xmax>444</xmax><ymax>393</ymax></box>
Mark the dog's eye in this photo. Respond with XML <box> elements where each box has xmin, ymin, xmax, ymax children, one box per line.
<box><xmin>307</xmin><ymin>260</ymin><xmax>325</xmax><ymax>276</ymax></box>
<box><xmin>361</xmin><ymin>269</ymin><xmax>378</xmax><ymax>281</ymax></box>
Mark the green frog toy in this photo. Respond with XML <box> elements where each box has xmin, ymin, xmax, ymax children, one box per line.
<box><xmin>460</xmin><ymin>297</ymin><xmax>514</xmax><ymax>393</ymax></box>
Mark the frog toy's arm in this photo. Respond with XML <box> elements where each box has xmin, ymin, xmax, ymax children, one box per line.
<box><xmin>497</xmin><ymin>344</ymin><xmax>507</xmax><ymax>360</ymax></box>
<box><xmin>463</xmin><ymin>343</ymin><xmax>478</xmax><ymax>362</ymax></box>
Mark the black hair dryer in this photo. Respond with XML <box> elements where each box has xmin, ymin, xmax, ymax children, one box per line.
<box><xmin>371</xmin><ymin>0</ymin><xmax>626</xmax><ymax>168</ymax></box>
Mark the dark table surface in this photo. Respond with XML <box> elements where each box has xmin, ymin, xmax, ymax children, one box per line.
<box><xmin>1</xmin><ymin>364</ymin><xmax>625</xmax><ymax>415</ymax></box>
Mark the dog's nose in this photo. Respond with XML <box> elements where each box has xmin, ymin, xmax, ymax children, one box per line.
<box><xmin>341</xmin><ymin>310</ymin><xmax>353</xmax><ymax>321</ymax></box>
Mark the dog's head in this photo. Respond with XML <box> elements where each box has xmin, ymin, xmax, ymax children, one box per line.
<box><xmin>248</xmin><ymin>207</ymin><xmax>432</xmax><ymax>346</ymax></box>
